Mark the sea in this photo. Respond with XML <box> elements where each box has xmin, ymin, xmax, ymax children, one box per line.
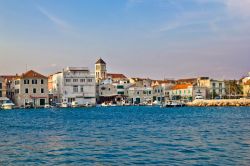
<box><xmin>0</xmin><ymin>106</ymin><xmax>250</xmax><ymax>165</ymax></box>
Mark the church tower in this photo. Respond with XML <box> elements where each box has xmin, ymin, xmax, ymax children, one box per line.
<box><xmin>95</xmin><ymin>58</ymin><xmax>107</xmax><ymax>83</ymax></box>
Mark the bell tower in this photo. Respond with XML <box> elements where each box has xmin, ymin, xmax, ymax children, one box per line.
<box><xmin>95</xmin><ymin>58</ymin><xmax>107</xmax><ymax>83</ymax></box>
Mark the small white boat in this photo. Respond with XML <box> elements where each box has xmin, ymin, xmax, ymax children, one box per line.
<box><xmin>71</xmin><ymin>101</ymin><xmax>79</xmax><ymax>108</ymax></box>
<box><xmin>44</xmin><ymin>104</ymin><xmax>53</xmax><ymax>108</ymax></box>
<box><xmin>0</xmin><ymin>97</ymin><xmax>15</xmax><ymax>110</ymax></box>
<box><xmin>1</xmin><ymin>101</ymin><xmax>15</xmax><ymax>110</ymax></box>
<box><xmin>61</xmin><ymin>102</ymin><xmax>68</xmax><ymax>108</ymax></box>
<box><xmin>163</xmin><ymin>100</ymin><xmax>185</xmax><ymax>107</ymax></box>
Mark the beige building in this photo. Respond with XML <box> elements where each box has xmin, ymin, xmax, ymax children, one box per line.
<box><xmin>127</xmin><ymin>86</ymin><xmax>153</xmax><ymax>104</ymax></box>
<box><xmin>14</xmin><ymin>70</ymin><xmax>48</xmax><ymax>107</ymax></box>
<box><xmin>197</xmin><ymin>77</ymin><xmax>226</xmax><ymax>99</ymax></box>
<box><xmin>169</xmin><ymin>84</ymin><xmax>193</xmax><ymax>101</ymax></box>
<box><xmin>95</xmin><ymin>58</ymin><xmax>107</xmax><ymax>84</ymax></box>
<box><xmin>243</xmin><ymin>80</ymin><xmax>250</xmax><ymax>97</ymax></box>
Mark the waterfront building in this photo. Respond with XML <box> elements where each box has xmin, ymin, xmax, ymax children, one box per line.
<box><xmin>98</xmin><ymin>76</ymin><xmax>131</xmax><ymax>104</ymax></box>
<box><xmin>51</xmin><ymin>67</ymin><xmax>96</xmax><ymax>106</ymax></box>
<box><xmin>170</xmin><ymin>84</ymin><xmax>193</xmax><ymax>101</ymax></box>
<box><xmin>242</xmin><ymin>72</ymin><xmax>250</xmax><ymax>97</ymax></box>
<box><xmin>243</xmin><ymin>80</ymin><xmax>250</xmax><ymax>97</ymax></box>
<box><xmin>127</xmin><ymin>86</ymin><xmax>153</xmax><ymax>104</ymax></box>
<box><xmin>152</xmin><ymin>85</ymin><xmax>165</xmax><ymax>104</ymax></box>
<box><xmin>13</xmin><ymin>70</ymin><xmax>48</xmax><ymax>107</ymax></box>
<box><xmin>197</xmin><ymin>77</ymin><xmax>226</xmax><ymax>99</ymax></box>
<box><xmin>0</xmin><ymin>75</ymin><xmax>16</xmax><ymax>101</ymax></box>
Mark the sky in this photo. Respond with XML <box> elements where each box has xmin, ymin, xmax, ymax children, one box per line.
<box><xmin>0</xmin><ymin>0</ymin><xmax>250</xmax><ymax>79</ymax></box>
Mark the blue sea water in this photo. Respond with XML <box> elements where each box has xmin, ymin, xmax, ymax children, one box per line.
<box><xmin>0</xmin><ymin>107</ymin><xmax>250</xmax><ymax>166</ymax></box>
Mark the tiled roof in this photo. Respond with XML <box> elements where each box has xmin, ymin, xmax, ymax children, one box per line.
<box><xmin>0</xmin><ymin>75</ymin><xmax>17</xmax><ymax>80</ymax></box>
<box><xmin>172</xmin><ymin>84</ymin><xmax>193</xmax><ymax>90</ymax></box>
<box><xmin>19</xmin><ymin>70</ymin><xmax>47</xmax><ymax>79</ymax></box>
<box><xmin>95</xmin><ymin>58</ymin><xmax>106</xmax><ymax>64</ymax></box>
<box><xmin>107</xmin><ymin>73</ymin><xmax>127</xmax><ymax>79</ymax></box>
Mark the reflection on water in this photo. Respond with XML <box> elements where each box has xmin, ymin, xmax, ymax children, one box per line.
<box><xmin>0</xmin><ymin>107</ymin><xmax>250</xmax><ymax>165</ymax></box>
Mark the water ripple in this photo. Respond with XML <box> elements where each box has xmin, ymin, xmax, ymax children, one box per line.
<box><xmin>0</xmin><ymin>107</ymin><xmax>250</xmax><ymax>165</ymax></box>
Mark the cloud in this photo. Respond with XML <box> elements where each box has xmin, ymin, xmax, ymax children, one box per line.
<box><xmin>225</xmin><ymin>0</ymin><xmax>250</xmax><ymax>18</ymax></box>
<box><xmin>37</xmin><ymin>6</ymin><xmax>74</xmax><ymax>33</ymax></box>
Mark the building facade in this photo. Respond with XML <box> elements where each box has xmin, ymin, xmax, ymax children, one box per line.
<box><xmin>13</xmin><ymin>70</ymin><xmax>48</xmax><ymax>107</ymax></box>
<box><xmin>197</xmin><ymin>77</ymin><xmax>226</xmax><ymax>99</ymax></box>
<box><xmin>51</xmin><ymin>67</ymin><xmax>96</xmax><ymax>106</ymax></box>
<box><xmin>170</xmin><ymin>84</ymin><xmax>193</xmax><ymax>101</ymax></box>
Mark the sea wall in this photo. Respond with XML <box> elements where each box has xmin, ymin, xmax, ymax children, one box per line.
<box><xmin>187</xmin><ymin>99</ymin><xmax>250</xmax><ymax>107</ymax></box>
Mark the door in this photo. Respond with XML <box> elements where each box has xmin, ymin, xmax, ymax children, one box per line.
<box><xmin>40</xmin><ymin>99</ymin><xmax>45</xmax><ymax>106</ymax></box>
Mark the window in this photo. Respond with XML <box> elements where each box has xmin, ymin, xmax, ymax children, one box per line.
<box><xmin>41</xmin><ymin>88</ymin><xmax>44</xmax><ymax>93</ymax></box>
<box><xmin>25</xmin><ymin>88</ymin><xmax>29</xmax><ymax>93</ymax></box>
<box><xmin>32</xmin><ymin>80</ymin><xmax>37</xmax><ymax>84</ymax></box>
<box><xmin>15</xmin><ymin>89</ymin><xmax>19</xmax><ymax>94</ymax></box>
<box><xmin>15</xmin><ymin>80</ymin><xmax>20</xmax><ymax>85</ymax></box>
<box><xmin>80</xmin><ymin>79</ymin><xmax>85</xmax><ymax>82</ymax></box>
<box><xmin>117</xmin><ymin>85</ymin><xmax>124</xmax><ymax>89</ymax></box>
<box><xmin>212</xmin><ymin>83</ymin><xmax>216</xmax><ymax>87</ymax></box>
<box><xmin>137</xmin><ymin>91</ymin><xmax>140</xmax><ymax>95</ymax></box>
<box><xmin>73</xmin><ymin>79</ymin><xmax>78</xmax><ymax>82</ymax></box>
<box><xmin>80</xmin><ymin>86</ymin><xmax>84</xmax><ymax>92</ymax></box>
<box><xmin>0</xmin><ymin>83</ymin><xmax>2</xmax><ymax>89</ymax></box>
<box><xmin>33</xmin><ymin>88</ymin><xmax>36</xmax><ymax>93</ymax></box>
<box><xmin>41</xmin><ymin>79</ymin><xmax>44</xmax><ymax>84</ymax></box>
<box><xmin>24</xmin><ymin>80</ymin><xmax>29</xmax><ymax>84</ymax></box>
<box><xmin>143</xmin><ymin>91</ymin><xmax>146</xmax><ymax>94</ymax></box>
<box><xmin>66</xmin><ymin>79</ymin><xmax>71</xmax><ymax>83</ymax></box>
<box><xmin>149</xmin><ymin>91</ymin><xmax>151</xmax><ymax>94</ymax></box>
<box><xmin>118</xmin><ymin>91</ymin><xmax>124</xmax><ymax>95</ymax></box>
<box><xmin>73</xmin><ymin>86</ymin><xmax>78</xmax><ymax>93</ymax></box>
<box><xmin>87</xmin><ymin>79</ymin><xmax>92</xmax><ymax>82</ymax></box>
<box><xmin>0</xmin><ymin>91</ymin><xmax>2</xmax><ymax>97</ymax></box>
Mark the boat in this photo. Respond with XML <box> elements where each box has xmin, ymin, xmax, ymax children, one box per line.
<box><xmin>0</xmin><ymin>97</ymin><xmax>15</xmax><ymax>110</ymax></box>
<box><xmin>71</xmin><ymin>101</ymin><xmax>79</xmax><ymax>108</ymax></box>
<box><xmin>1</xmin><ymin>101</ymin><xmax>15</xmax><ymax>110</ymax></box>
<box><xmin>44</xmin><ymin>104</ymin><xmax>53</xmax><ymax>108</ymax></box>
<box><xmin>162</xmin><ymin>100</ymin><xmax>185</xmax><ymax>107</ymax></box>
<box><xmin>61</xmin><ymin>102</ymin><xmax>68</xmax><ymax>108</ymax></box>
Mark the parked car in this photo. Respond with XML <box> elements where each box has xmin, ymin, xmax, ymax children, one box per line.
<box><xmin>195</xmin><ymin>95</ymin><xmax>204</xmax><ymax>100</ymax></box>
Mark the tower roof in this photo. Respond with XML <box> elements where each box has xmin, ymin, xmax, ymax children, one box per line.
<box><xmin>95</xmin><ymin>58</ymin><xmax>106</xmax><ymax>64</ymax></box>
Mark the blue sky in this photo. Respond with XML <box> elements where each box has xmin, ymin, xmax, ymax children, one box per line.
<box><xmin>0</xmin><ymin>0</ymin><xmax>250</xmax><ymax>79</ymax></box>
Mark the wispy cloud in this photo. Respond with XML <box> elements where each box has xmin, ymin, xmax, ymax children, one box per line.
<box><xmin>37</xmin><ymin>6</ymin><xmax>74</xmax><ymax>33</ymax></box>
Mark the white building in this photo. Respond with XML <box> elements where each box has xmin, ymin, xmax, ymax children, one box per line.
<box><xmin>51</xmin><ymin>67</ymin><xmax>96</xmax><ymax>106</ymax></box>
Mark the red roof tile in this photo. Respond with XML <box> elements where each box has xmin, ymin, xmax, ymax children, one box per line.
<box><xmin>19</xmin><ymin>70</ymin><xmax>47</xmax><ymax>79</ymax></box>
<box><xmin>107</xmin><ymin>73</ymin><xmax>127</xmax><ymax>79</ymax></box>
<box><xmin>172</xmin><ymin>84</ymin><xmax>192</xmax><ymax>90</ymax></box>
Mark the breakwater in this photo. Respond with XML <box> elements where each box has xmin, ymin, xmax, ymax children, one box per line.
<box><xmin>187</xmin><ymin>99</ymin><xmax>250</xmax><ymax>107</ymax></box>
